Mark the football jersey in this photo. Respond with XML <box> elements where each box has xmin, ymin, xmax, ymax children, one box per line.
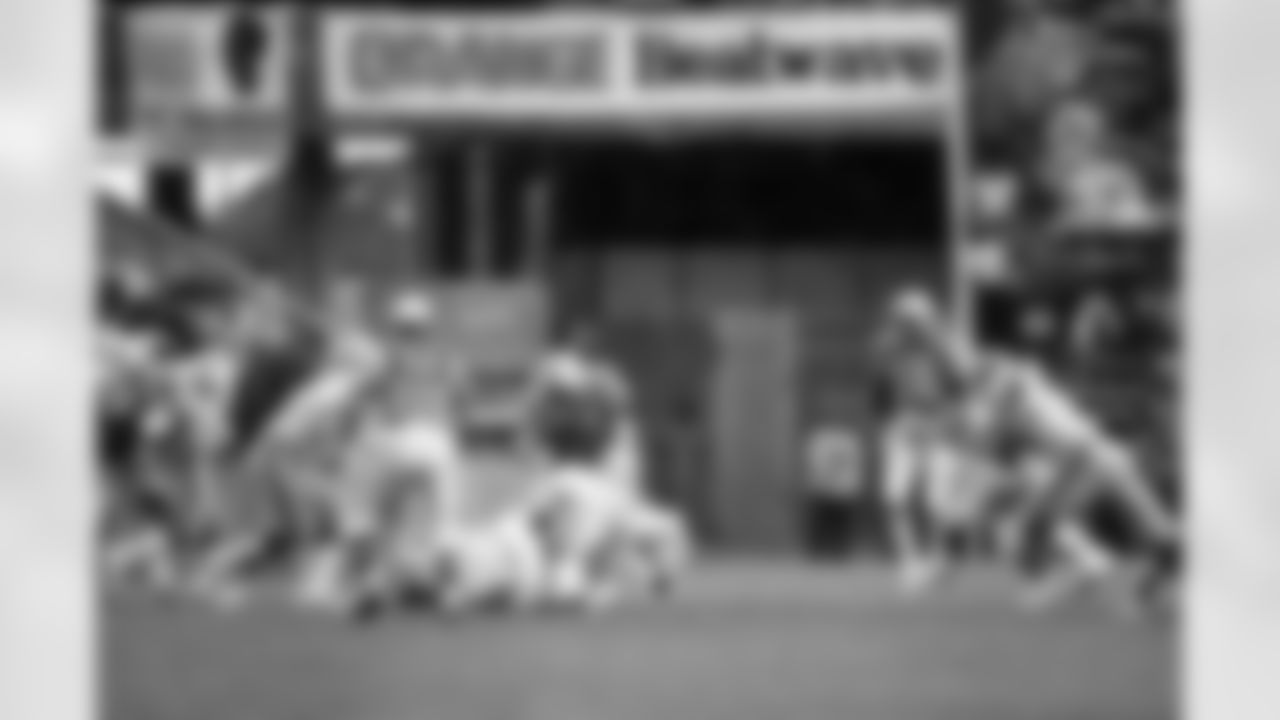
<box><xmin>533</xmin><ymin>353</ymin><xmax>629</xmax><ymax>465</ymax></box>
<box><xmin>871</xmin><ymin>323</ymin><xmax>959</xmax><ymax>416</ymax></box>
<box><xmin>951</xmin><ymin>352</ymin><xmax>1099</xmax><ymax>463</ymax></box>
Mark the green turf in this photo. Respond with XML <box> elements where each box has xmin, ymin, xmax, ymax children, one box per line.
<box><xmin>103</xmin><ymin>564</ymin><xmax>1175</xmax><ymax>720</ymax></box>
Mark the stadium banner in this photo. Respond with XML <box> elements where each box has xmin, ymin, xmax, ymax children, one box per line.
<box><xmin>321</xmin><ymin>10</ymin><xmax>960</xmax><ymax>126</ymax></box>
<box><xmin>121</xmin><ymin>4</ymin><xmax>297</xmax><ymax>148</ymax></box>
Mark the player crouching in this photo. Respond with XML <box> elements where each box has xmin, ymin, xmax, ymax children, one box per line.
<box><xmin>876</xmin><ymin>287</ymin><xmax>1179</xmax><ymax>614</ymax></box>
<box><xmin>952</xmin><ymin>349</ymin><xmax>1180</xmax><ymax>615</ymax></box>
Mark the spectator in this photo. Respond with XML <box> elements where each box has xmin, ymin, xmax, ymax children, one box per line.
<box><xmin>974</xmin><ymin>0</ymin><xmax>1097</xmax><ymax>165</ymax></box>
<box><xmin>966</xmin><ymin>171</ymin><xmax>1022</xmax><ymax>285</ymax></box>
<box><xmin>1037</xmin><ymin>98</ymin><xmax>1162</xmax><ymax>232</ymax></box>
<box><xmin>1069</xmin><ymin>290</ymin><xmax>1123</xmax><ymax>368</ymax></box>
<box><xmin>972</xmin><ymin>170</ymin><xmax>1023</xmax><ymax>229</ymax></box>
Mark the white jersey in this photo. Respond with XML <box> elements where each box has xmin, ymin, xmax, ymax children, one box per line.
<box><xmin>261</xmin><ymin>332</ymin><xmax>386</xmax><ymax>450</ymax></box>
<box><xmin>431</xmin><ymin>512</ymin><xmax>547</xmax><ymax>612</ymax></box>
<box><xmin>872</xmin><ymin>322</ymin><xmax>959</xmax><ymax>419</ymax></box>
<box><xmin>953</xmin><ymin>353</ymin><xmax>1102</xmax><ymax>460</ymax></box>
<box><xmin>522</xmin><ymin>466</ymin><xmax>686</xmax><ymax>603</ymax></box>
<box><xmin>534</xmin><ymin>350</ymin><xmax>642</xmax><ymax>492</ymax></box>
<box><xmin>97</xmin><ymin>327</ymin><xmax>160</xmax><ymax>416</ymax></box>
<box><xmin>163</xmin><ymin>347</ymin><xmax>244</xmax><ymax>454</ymax></box>
<box><xmin>920</xmin><ymin>440</ymin><xmax>1009</xmax><ymax>529</ymax></box>
<box><xmin>334</xmin><ymin>411</ymin><xmax>466</xmax><ymax>551</ymax></box>
<box><xmin>521</xmin><ymin>467</ymin><xmax>634</xmax><ymax>564</ymax></box>
<box><xmin>943</xmin><ymin>351</ymin><xmax>1137</xmax><ymax>514</ymax></box>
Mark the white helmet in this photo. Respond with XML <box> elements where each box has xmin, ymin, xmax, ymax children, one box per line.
<box><xmin>386</xmin><ymin>289</ymin><xmax>438</xmax><ymax>331</ymax></box>
<box><xmin>887</xmin><ymin>286</ymin><xmax>942</xmax><ymax>332</ymax></box>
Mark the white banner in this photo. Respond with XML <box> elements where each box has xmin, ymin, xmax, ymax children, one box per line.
<box><xmin>322</xmin><ymin>10</ymin><xmax>960</xmax><ymax>125</ymax></box>
<box><xmin>123</xmin><ymin>5</ymin><xmax>296</xmax><ymax>126</ymax></box>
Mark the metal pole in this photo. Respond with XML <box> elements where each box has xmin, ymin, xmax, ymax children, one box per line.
<box><xmin>468</xmin><ymin>142</ymin><xmax>494</xmax><ymax>278</ymax></box>
<box><xmin>524</xmin><ymin>167</ymin><xmax>555</xmax><ymax>277</ymax></box>
<box><xmin>413</xmin><ymin>139</ymin><xmax>438</xmax><ymax>279</ymax></box>
<box><xmin>944</xmin><ymin>18</ymin><xmax>973</xmax><ymax>341</ymax></box>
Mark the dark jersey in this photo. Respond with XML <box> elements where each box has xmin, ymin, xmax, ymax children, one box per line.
<box><xmin>226</xmin><ymin>334</ymin><xmax>326</xmax><ymax>459</ymax></box>
<box><xmin>534</xmin><ymin>371</ymin><xmax>626</xmax><ymax>465</ymax></box>
<box><xmin>869</xmin><ymin>323</ymin><xmax>960</xmax><ymax>420</ymax></box>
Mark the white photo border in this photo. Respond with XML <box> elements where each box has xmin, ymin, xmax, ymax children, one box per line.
<box><xmin>1186</xmin><ymin>1</ymin><xmax>1280</xmax><ymax>719</ymax></box>
<box><xmin>0</xmin><ymin>1</ymin><xmax>96</xmax><ymax>720</ymax></box>
<box><xmin>0</xmin><ymin>0</ymin><xmax>1277</xmax><ymax>719</ymax></box>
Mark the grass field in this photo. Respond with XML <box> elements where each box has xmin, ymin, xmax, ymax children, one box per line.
<box><xmin>103</xmin><ymin>564</ymin><xmax>1175</xmax><ymax>720</ymax></box>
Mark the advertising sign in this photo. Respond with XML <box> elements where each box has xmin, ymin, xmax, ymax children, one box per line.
<box><xmin>122</xmin><ymin>5</ymin><xmax>297</xmax><ymax>147</ymax></box>
<box><xmin>321</xmin><ymin>9</ymin><xmax>959</xmax><ymax>127</ymax></box>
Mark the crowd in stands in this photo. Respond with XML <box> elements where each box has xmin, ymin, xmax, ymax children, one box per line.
<box><xmin>963</xmin><ymin>0</ymin><xmax>1179</xmax><ymax>235</ymax></box>
<box><xmin>962</xmin><ymin>0</ymin><xmax>1181</xmax><ymax>491</ymax></box>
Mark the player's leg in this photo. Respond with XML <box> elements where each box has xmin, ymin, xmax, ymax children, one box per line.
<box><xmin>99</xmin><ymin>449</ymin><xmax>181</xmax><ymax>593</ymax></box>
<box><xmin>952</xmin><ymin>452</ymin><xmax>1008</xmax><ymax>562</ymax></box>
<box><xmin>1085</xmin><ymin>436</ymin><xmax>1180</xmax><ymax>563</ymax></box>
<box><xmin>485</xmin><ymin>516</ymin><xmax>551</xmax><ymax>613</ymax></box>
<box><xmin>986</xmin><ymin>460</ymin><xmax>1048</xmax><ymax>579</ymax></box>
<box><xmin>1006</xmin><ymin>372</ymin><xmax>1164</xmax><ymax>604</ymax></box>
<box><xmin>1021</xmin><ymin>514</ymin><xmax>1123</xmax><ymax>612</ymax></box>
<box><xmin>368</xmin><ymin>423</ymin><xmax>484</xmax><ymax>618</ymax></box>
<box><xmin>1078</xmin><ymin>439</ymin><xmax>1180</xmax><ymax>613</ymax></box>
<box><xmin>575</xmin><ymin>518</ymin><xmax>650</xmax><ymax>609</ymax></box>
<box><xmin>538</xmin><ymin>521</ymin><xmax>601</xmax><ymax>612</ymax></box>
<box><xmin>332</xmin><ymin>415</ymin><xmax>462</xmax><ymax>616</ymax></box>
<box><xmin>183</xmin><ymin>393</ymin><xmax>234</xmax><ymax>542</ymax></box>
<box><xmin>185</xmin><ymin>532</ymin><xmax>260</xmax><ymax>610</ymax></box>
<box><xmin>1030</xmin><ymin>387</ymin><xmax>1177</xmax><ymax>610</ymax></box>
<box><xmin>336</xmin><ymin>472</ymin><xmax>430</xmax><ymax>617</ymax></box>
<box><xmin>383</xmin><ymin>416</ymin><xmax>467</xmax><ymax>538</ymax></box>
<box><xmin>292</xmin><ymin>474</ymin><xmax>374</xmax><ymax>614</ymax></box>
<box><xmin>636</xmin><ymin>515</ymin><xmax>690</xmax><ymax>597</ymax></box>
<box><xmin>573</xmin><ymin>494</ymin><xmax>691</xmax><ymax>608</ymax></box>
<box><xmin>1018</xmin><ymin>452</ymin><xmax>1144</xmax><ymax>614</ymax></box>
<box><xmin>101</xmin><ymin>516</ymin><xmax>179</xmax><ymax>593</ymax></box>
<box><xmin>519</xmin><ymin>480</ymin><xmax>611</xmax><ymax>613</ymax></box>
<box><xmin>185</xmin><ymin>463</ymin><xmax>297</xmax><ymax>610</ymax></box>
<box><xmin>1020</xmin><ymin>368</ymin><xmax>1179</xmax><ymax>551</ymax></box>
<box><xmin>881</xmin><ymin>419</ymin><xmax>938</xmax><ymax>590</ymax></box>
<box><xmin>428</xmin><ymin>522</ymin><xmax>542</xmax><ymax>616</ymax></box>
<box><xmin>639</xmin><ymin>504</ymin><xmax>693</xmax><ymax>595</ymax></box>
<box><xmin>549</xmin><ymin>519</ymin><xmax>635</xmax><ymax>614</ymax></box>
<box><xmin>922</xmin><ymin>438</ymin><xmax>982</xmax><ymax>575</ymax></box>
<box><xmin>432</xmin><ymin>534</ymin><xmax>491</xmax><ymax>615</ymax></box>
